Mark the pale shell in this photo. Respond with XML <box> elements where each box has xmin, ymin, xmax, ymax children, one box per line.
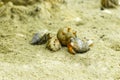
<box><xmin>69</xmin><ymin>38</ymin><xmax>90</xmax><ymax>53</ymax></box>
<box><xmin>46</xmin><ymin>36</ymin><xmax>61</xmax><ymax>51</ymax></box>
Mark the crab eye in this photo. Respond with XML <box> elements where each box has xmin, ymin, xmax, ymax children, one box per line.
<box><xmin>73</xmin><ymin>31</ymin><xmax>76</xmax><ymax>35</ymax></box>
<box><xmin>67</xmin><ymin>27</ymin><xmax>71</xmax><ymax>32</ymax></box>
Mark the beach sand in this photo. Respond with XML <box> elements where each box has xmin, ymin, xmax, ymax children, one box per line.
<box><xmin>0</xmin><ymin>0</ymin><xmax>120</xmax><ymax>80</ymax></box>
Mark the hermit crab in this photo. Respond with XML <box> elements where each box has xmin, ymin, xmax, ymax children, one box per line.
<box><xmin>30</xmin><ymin>27</ymin><xmax>93</xmax><ymax>54</ymax></box>
<box><xmin>57</xmin><ymin>26</ymin><xmax>77</xmax><ymax>46</ymax></box>
<box><xmin>46</xmin><ymin>36</ymin><xmax>61</xmax><ymax>51</ymax></box>
<box><xmin>57</xmin><ymin>27</ymin><xmax>93</xmax><ymax>54</ymax></box>
<box><xmin>67</xmin><ymin>37</ymin><xmax>93</xmax><ymax>55</ymax></box>
<box><xmin>30</xmin><ymin>29</ymin><xmax>61</xmax><ymax>51</ymax></box>
<box><xmin>30</xmin><ymin>30</ymin><xmax>52</xmax><ymax>45</ymax></box>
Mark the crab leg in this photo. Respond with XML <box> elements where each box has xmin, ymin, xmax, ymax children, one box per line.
<box><xmin>67</xmin><ymin>43</ymin><xmax>76</xmax><ymax>55</ymax></box>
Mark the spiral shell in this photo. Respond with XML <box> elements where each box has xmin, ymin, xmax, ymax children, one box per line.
<box><xmin>46</xmin><ymin>36</ymin><xmax>61</xmax><ymax>51</ymax></box>
<box><xmin>67</xmin><ymin>38</ymin><xmax>91</xmax><ymax>54</ymax></box>
<box><xmin>57</xmin><ymin>27</ymin><xmax>77</xmax><ymax>46</ymax></box>
<box><xmin>30</xmin><ymin>30</ymin><xmax>52</xmax><ymax>45</ymax></box>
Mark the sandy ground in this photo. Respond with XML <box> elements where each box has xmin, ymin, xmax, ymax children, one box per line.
<box><xmin>0</xmin><ymin>0</ymin><xmax>120</xmax><ymax>80</ymax></box>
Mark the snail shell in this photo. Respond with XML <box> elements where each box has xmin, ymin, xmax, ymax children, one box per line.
<box><xmin>101</xmin><ymin>0</ymin><xmax>119</xmax><ymax>9</ymax></box>
<box><xmin>46</xmin><ymin>36</ymin><xmax>61</xmax><ymax>51</ymax></box>
<box><xmin>30</xmin><ymin>30</ymin><xmax>52</xmax><ymax>45</ymax></box>
<box><xmin>67</xmin><ymin>38</ymin><xmax>90</xmax><ymax>55</ymax></box>
<box><xmin>57</xmin><ymin>27</ymin><xmax>77</xmax><ymax>46</ymax></box>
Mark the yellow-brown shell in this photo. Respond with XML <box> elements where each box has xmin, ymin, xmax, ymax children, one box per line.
<box><xmin>46</xmin><ymin>36</ymin><xmax>61</xmax><ymax>51</ymax></box>
<box><xmin>57</xmin><ymin>27</ymin><xmax>77</xmax><ymax>46</ymax></box>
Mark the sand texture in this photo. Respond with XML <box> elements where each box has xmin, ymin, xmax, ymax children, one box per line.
<box><xmin>0</xmin><ymin>0</ymin><xmax>120</xmax><ymax>80</ymax></box>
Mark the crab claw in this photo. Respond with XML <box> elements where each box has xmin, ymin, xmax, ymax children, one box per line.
<box><xmin>67</xmin><ymin>43</ymin><xmax>76</xmax><ymax>55</ymax></box>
